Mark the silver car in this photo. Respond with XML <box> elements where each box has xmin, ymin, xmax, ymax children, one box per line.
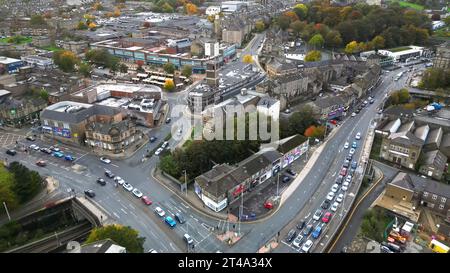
<box><xmin>132</xmin><ymin>188</ymin><xmax>143</xmax><ymax>198</ymax></box>
<box><xmin>312</xmin><ymin>209</ymin><xmax>322</xmax><ymax>221</ymax></box>
<box><xmin>123</xmin><ymin>182</ymin><xmax>133</xmax><ymax>192</ymax></box>
<box><xmin>292</xmin><ymin>235</ymin><xmax>304</xmax><ymax>248</ymax></box>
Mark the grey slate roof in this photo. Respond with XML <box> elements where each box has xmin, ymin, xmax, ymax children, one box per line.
<box><xmin>425</xmin><ymin>127</ymin><xmax>443</xmax><ymax>147</ymax></box>
<box><xmin>40</xmin><ymin>104</ymin><xmax>122</xmax><ymax>124</ymax></box>
<box><xmin>388</xmin><ymin>130</ymin><xmax>424</xmax><ymax>146</ymax></box>
<box><xmin>391</xmin><ymin>172</ymin><xmax>450</xmax><ymax>199</ymax></box>
<box><xmin>422</xmin><ymin>150</ymin><xmax>447</xmax><ymax>170</ymax></box>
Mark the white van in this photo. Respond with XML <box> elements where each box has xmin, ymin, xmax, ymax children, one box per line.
<box><xmin>184</xmin><ymin>234</ymin><xmax>193</xmax><ymax>245</ymax></box>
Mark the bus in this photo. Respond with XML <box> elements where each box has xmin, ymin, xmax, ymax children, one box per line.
<box><xmin>394</xmin><ymin>71</ymin><xmax>404</xmax><ymax>81</ymax></box>
<box><xmin>429</xmin><ymin>239</ymin><xmax>449</xmax><ymax>253</ymax></box>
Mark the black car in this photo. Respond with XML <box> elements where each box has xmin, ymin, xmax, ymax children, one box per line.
<box><xmin>96</xmin><ymin>178</ymin><xmax>106</xmax><ymax>186</ymax></box>
<box><xmin>303</xmin><ymin>224</ymin><xmax>313</xmax><ymax>236</ymax></box>
<box><xmin>84</xmin><ymin>190</ymin><xmax>96</xmax><ymax>198</ymax></box>
<box><xmin>286</xmin><ymin>229</ymin><xmax>297</xmax><ymax>242</ymax></box>
<box><xmin>104</xmin><ymin>170</ymin><xmax>115</xmax><ymax>178</ymax></box>
<box><xmin>6</xmin><ymin>149</ymin><xmax>17</xmax><ymax>156</ymax></box>
<box><xmin>175</xmin><ymin>212</ymin><xmax>186</xmax><ymax>224</ymax></box>
<box><xmin>150</xmin><ymin>136</ymin><xmax>157</xmax><ymax>143</ymax></box>
<box><xmin>281</xmin><ymin>176</ymin><xmax>291</xmax><ymax>183</ymax></box>
<box><xmin>346</xmin><ymin>155</ymin><xmax>352</xmax><ymax>161</ymax></box>
<box><xmin>296</xmin><ymin>220</ymin><xmax>305</xmax><ymax>230</ymax></box>
<box><xmin>165</xmin><ymin>118</ymin><xmax>171</xmax><ymax>124</ymax></box>
<box><xmin>335</xmin><ymin>175</ymin><xmax>343</xmax><ymax>185</ymax></box>
<box><xmin>355</xmin><ymin>109</ymin><xmax>360</xmax><ymax>114</ymax></box>
<box><xmin>26</xmin><ymin>135</ymin><xmax>36</xmax><ymax>141</ymax></box>
<box><xmin>286</xmin><ymin>169</ymin><xmax>297</xmax><ymax>176</ymax></box>
<box><xmin>321</xmin><ymin>199</ymin><xmax>331</xmax><ymax>209</ymax></box>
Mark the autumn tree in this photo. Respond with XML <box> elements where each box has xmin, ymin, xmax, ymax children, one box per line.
<box><xmin>293</xmin><ymin>4</ymin><xmax>308</xmax><ymax>20</ymax></box>
<box><xmin>344</xmin><ymin>41</ymin><xmax>360</xmax><ymax>54</ymax></box>
<box><xmin>325</xmin><ymin>31</ymin><xmax>342</xmax><ymax>48</ymax></box>
<box><xmin>255</xmin><ymin>20</ymin><xmax>265</xmax><ymax>33</ymax></box>
<box><xmin>277</xmin><ymin>15</ymin><xmax>292</xmax><ymax>30</ymax></box>
<box><xmin>92</xmin><ymin>2</ymin><xmax>104</xmax><ymax>11</ymax></box>
<box><xmin>53</xmin><ymin>50</ymin><xmax>79</xmax><ymax>72</ymax></box>
<box><xmin>88</xmin><ymin>22</ymin><xmax>97</xmax><ymax>30</ymax></box>
<box><xmin>85</xmin><ymin>225</ymin><xmax>145</xmax><ymax>253</ymax></box>
<box><xmin>242</xmin><ymin>54</ymin><xmax>253</xmax><ymax>64</ymax></box>
<box><xmin>290</xmin><ymin>20</ymin><xmax>305</xmax><ymax>36</ymax></box>
<box><xmin>308</xmin><ymin>34</ymin><xmax>324</xmax><ymax>49</ymax></box>
<box><xmin>77</xmin><ymin>21</ymin><xmax>88</xmax><ymax>30</ymax></box>
<box><xmin>304</xmin><ymin>125</ymin><xmax>325</xmax><ymax>138</ymax></box>
<box><xmin>185</xmin><ymin>3</ymin><xmax>198</xmax><ymax>15</ymax></box>
<box><xmin>143</xmin><ymin>21</ymin><xmax>150</xmax><ymax>28</ymax></box>
<box><xmin>370</xmin><ymin>35</ymin><xmax>385</xmax><ymax>50</ymax></box>
<box><xmin>284</xmin><ymin>11</ymin><xmax>299</xmax><ymax>22</ymax></box>
<box><xmin>304</xmin><ymin>50</ymin><xmax>322</xmax><ymax>62</ymax></box>
<box><xmin>164</xmin><ymin>79</ymin><xmax>175</xmax><ymax>91</ymax></box>
<box><xmin>113</xmin><ymin>8</ymin><xmax>121</xmax><ymax>17</ymax></box>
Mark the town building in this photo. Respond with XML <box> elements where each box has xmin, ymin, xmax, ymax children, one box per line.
<box><xmin>256</xmin><ymin>97</ymin><xmax>280</xmax><ymax>120</ymax></box>
<box><xmin>32</xmin><ymin>35</ymin><xmax>51</xmax><ymax>48</ymax></box>
<box><xmin>0</xmin><ymin>56</ymin><xmax>25</xmax><ymax>74</ymax></box>
<box><xmin>377</xmin><ymin>46</ymin><xmax>426</xmax><ymax>63</ymax></box>
<box><xmin>206</xmin><ymin>6</ymin><xmax>221</xmax><ymax>16</ymax></box>
<box><xmin>73</xmin><ymin>239</ymin><xmax>126</xmax><ymax>253</ymax></box>
<box><xmin>56</xmin><ymin>40</ymin><xmax>89</xmax><ymax>55</ymax></box>
<box><xmin>0</xmin><ymin>95</ymin><xmax>47</xmax><ymax>127</ymax></box>
<box><xmin>433</xmin><ymin>43</ymin><xmax>450</xmax><ymax>69</ymax></box>
<box><xmin>419</xmin><ymin>150</ymin><xmax>447</xmax><ymax>181</ymax></box>
<box><xmin>21</xmin><ymin>55</ymin><xmax>54</xmax><ymax>69</ymax></box>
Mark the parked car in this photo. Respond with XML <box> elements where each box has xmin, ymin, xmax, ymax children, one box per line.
<box><xmin>105</xmin><ymin>170</ymin><xmax>114</xmax><ymax>178</ymax></box>
<box><xmin>147</xmin><ymin>249</ymin><xmax>158</xmax><ymax>253</ymax></box>
<box><xmin>343</xmin><ymin>160</ymin><xmax>350</xmax><ymax>168</ymax></box>
<box><xmin>349</xmin><ymin>148</ymin><xmax>356</xmax><ymax>155</ymax></box>
<box><xmin>26</xmin><ymin>135</ymin><xmax>36</xmax><ymax>141</ymax></box>
<box><xmin>286</xmin><ymin>169</ymin><xmax>297</xmax><ymax>176</ymax></box>
<box><xmin>123</xmin><ymin>182</ymin><xmax>133</xmax><ymax>192</ymax></box>
<box><xmin>331</xmin><ymin>202</ymin><xmax>339</xmax><ymax>212</ymax></box>
<box><xmin>175</xmin><ymin>213</ymin><xmax>186</xmax><ymax>224</ymax></box>
<box><xmin>132</xmin><ymin>188</ymin><xmax>143</xmax><ymax>198</ymax></box>
<box><xmin>351</xmin><ymin>161</ymin><xmax>358</xmax><ymax>169</ymax></box>
<box><xmin>331</xmin><ymin>183</ymin><xmax>339</xmax><ymax>193</ymax></box>
<box><xmin>321</xmin><ymin>200</ymin><xmax>331</xmax><ymax>209</ymax></box>
<box><xmin>184</xmin><ymin>234</ymin><xmax>194</xmax><ymax>245</ymax></box>
<box><xmin>154</xmin><ymin>148</ymin><xmax>163</xmax><ymax>155</ymax></box>
<box><xmin>53</xmin><ymin>151</ymin><xmax>64</xmax><ymax>158</ymax></box>
<box><xmin>165</xmin><ymin>216</ymin><xmax>177</xmax><ymax>228</ymax></box>
<box><xmin>100</xmin><ymin>157</ymin><xmax>111</xmax><ymax>164</ymax></box>
<box><xmin>322</xmin><ymin>212</ymin><xmax>332</xmax><ymax>223</ymax></box>
<box><xmin>326</xmin><ymin>191</ymin><xmax>335</xmax><ymax>201</ymax></box>
<box><xmin>346</xmin><ymin>154</ymin><xmax>353</xmax><ymax>161</ymax></box>
<box><xmin>84</xmin><ymin>190</ymin><xmax>95</xmax><ymax>198</ymax></box>
<box><xmin>336</xmin><ymin>193</ymin><xmax>344</xmax><ymax>203</ymax></box>
<box><xmin>114</xmin><ymin>176</ymin><xmax>125</xmax><ymax>185</ymax></box>
<box><xmin>50</xmin><ymin>146</ymin><xmax>60</xmax><ymax>152</ymax></box>
<box><xmin>344</xmin><ymin>142</ymin><xmax>349</xmax><ymax>149</ymax></box>
<box><xmin>36</xmin><ymin>160</ymin><xmax>46</xmax><ymax>167</ymax></box>
<box><xmin>312</xmin><ymin>209</ymin><xmax>322</xmax><ymax>221</ymax></box>
<box><xmin>282</xmin><ymin>175</ymin><xmax>291</xmax><ymax>183</ymax></box>
<box><xmin>149</xmin><ymin>136</ymin><xmax>157</xmax><ymax>143</ymax></box>
<box><xmin>161</xmin><ymin>141</ymin><xmax>169</xmax><ymax>149</ymax></box>
<box><xmin>355</xmin><ymin>132</ymin><xmax>361</xmax><ymax>140</ymax></box>
<box><xmin>40</xmin><ymin>147</ymin><xmax>52</xmax><ymax>154</ymax></box>
<box><xmin>29</xmin><ymin>144</ymin><xmax>39</xmax><ymax>151</ymax></box>
<box><xmin>296</xmin><ymin>220</ymin><xmax>305</xmax><ymax>230</ymax></box>
<box><xmin>65</xmin><ymin>155</ymin><xmax>75</xmax><ymax>161</ymax></box>
<box><xmin>352</xmin><ymin>142</ymin><xmax>357</xmax><ymax>148</ymax></box>
<box><xmin>292</xmin><ymin>235</ymin><xmax>304</xmax><ymax>248</ymax></box>
<box><xmin>142</xmin><ymin>196</ymin><xmax>152</xmax><ymax>205</ymax></box>
<box><xmin>165</xmin><ymin>118</ymin><xmax>171</xmax><ymax>123</ymax></box>
<box><xmin>303</xmin><ymin>224</ymin><xmax>313</xmax><ymax>236</ymax></box>
<box><xmin>155</xmin><ymin>207</ymin><xmax>165</xmax><ymax>217</ymax></box>
<box><xmin>6</xmin><ymin>149</ymin><xmax>17</xmax><ymax>156</ymax></box>
<box><xmin>342</xmin><ymin>181</ymin><xmax>349</xmax><ymax>191</ymax></box>
<box><xmin>312</xmin><ymin>224</ymin><xmax>323</xmax><ymax>239</ymax></box>
<box><xmin>335</xmin><ymin>175</ymin><xmax>343</xmax><ymax>185</ymax></box>
<box><xmin>301</xmin><ymin>240</ymin><xmax>313</xmax><ymax>253</ymax></box>
<box><xmin>340</xmin><ymin>167</ymin><xmax>347</xmax><ymax>176</ymax></box>
<box><xmin>286</xmin><ymin>229</ymin><xmax>297</xmax><ymax>242</ymax></box>
<box><xmin>351</xmin><ymin>112</ymin><xmax>356</xmax><ymax>117</ymax></box>
<box><xmin>96</xmin><ymin>178</ymin><xmax>106</xmax><ymax>186</ymax></box>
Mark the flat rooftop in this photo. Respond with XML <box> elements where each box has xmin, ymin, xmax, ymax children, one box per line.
<box><xmin>46</xmin><ymin>101</ymin><xmax>93</xmax><ymax>112</ymax></box>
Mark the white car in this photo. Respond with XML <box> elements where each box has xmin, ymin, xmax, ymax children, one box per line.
<box><xmin>100</xmin><ymin>157</ymin><xmax>111</xmax><ymax>164</ymax></box>
<box><xmin>301</xmin><ymin>240</ymin><xmax>313</xmax><ymax>253</ymax></box>
<box><xmin>312</xmin><ymin>209</ymin><xmax>322</xmax><ymax>221</ymax></box>
<box><xmin>132</xmin><ymin>188</ymin><xmax>143</xmax><ymax>198</ymax></box>
<box><xmin>123</xmin><ymin>182</ymin><xmax>133</xmax><ymax>192</ymax></box>
<box><xmin>345</xmin><ymin>175</ymin><xmax>352</xmax><ymax>183</ymax></box>
<box><xmin>342</xmin><ymin>182</ymin><xmax>349</xmax><ymax>191</ymax></box>
<box><xmin>292</xmin><ymin>235</ymin><xmax>304</xmax><ymax>248</ymax></box>
<box><xmin>355</xmin><ymin>132</ymin><xmax>361</xmax><ymax>140</ymax></box>
<box><xmin>154</xmin><ymin>206</ymin><xmax>165</xmax><ymax>217</ymax></box>
<box><xmin>114</xmin><ymin>176</ymin><xmax>125</xmax><ymax>185</ymax></box>
<box><xmin>344</xmin><ymin>142</ymin><xmax>349</xmax><ymax>149</ymax></box>
<box><xmin>161</xmin><ymin>141</ymin><xmax>169</xmax><ymax>148</ymax></box>
<box><xmin>331</xmin><ymin>184</ymin><xmax>339</xmax><ymax>193</ymax></box>
<box><xmin>349</xmin><ymin>148</ymin><xmax>356</xmax><ymax>155</ymax></box>
<box><xmin>351</xmin><ymin>112</ymin><xmax>356</xmax><ymax>117</ymax></box>
<box><xmin>336</xmin><ymin>193</ymin><xmax>344</xmax><ymax>203</ymax></box>
<box><xmin>331</xmin><ymin>202</ymin><xmax>339</xmax><ymax>212</ymax></box>
<box><xmin>30</xmin><ymin>144</ymin><xmax>40</xmax><ymax>150</ymax></box>
<box><xmin>154</xmin><ymin>148</ymin><xmax>163</xmax><ymax>155</ymax></box>
<box><xmin>326</xmin><ymin>191</ymin><xmax>335</xmax><ymax>201</ymax></box>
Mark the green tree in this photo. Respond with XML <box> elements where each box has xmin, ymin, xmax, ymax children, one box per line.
<box><xmin>290</xmin><ymin>20</ymin><xmax>305</xmax><ymax>36</ymax></box>
<box><xmin>325</xmin><ymin>31</ymin><xmax>343</xmax><ymax>48</ymax></box>
<box><xmin>85</xmin><ymin>225</ymin><xmax>145</xmax><ymax>253</ymax></box>
<box><xmin>371</xmin><ymin>35</ymin><xmax>385</xmax><ymax>50</ymax></box>
<box><xmin>39</xmin><ymin>88</ymin><xmax>49</xmax><ymax>101</ymax></box>
<box><xmin>419</xmin><ymin>68</ymin><xmax>450</xmax><ymax>90</ymax></box>
<box><xmin>308</xmin><ymin>34</ymin><xmax>324</xmax><ymax>49</ymax></box>
<box><xmin>8</xmin><ymin>162</ymin><xmax>43</xmax><ymax>204</ymax></box>
<box><xmin>280</xmin><ymin>106</ymin><xmax>317</xmax><ymax>138</ymax></box>
<box><xmin>53</xmin><ymin>50</ymin><xmax>80</xmax><ymax>72</ymax></box>
<box><xmin>161</xmin><ymin>3</ymin><xmax>174</xmax><ymax>13</ymax></box>
<box><xmin>304</xmin><ymin>50</ymin><xmax>322</xmax><ymax>62</ymax></box>
<box><xmin>78</xmin><ymin>62</ymin><xmax>92</xmax><ymax>77</ymax></box>
<box><xmin>85</xmin><ymin>49</ymin><xmax>119</xmax><ymax>69</ymax></box>
<box><xmin>163</xmin><ymin>62</ymin><xmax>175</xmax><ymax>74</ymax></box>
<box><xmin>118</xmin><ymin>63</ymin><xmax>128</xmax><ymax>73</ymax></box>
<box><xmin>181</xmin><ymin>65</ymin><xmax>192</xmax><ymax>78</ymax></box>
<box><xmin>277</xmin><ymin>15</ymin><xmax>291</xmax><ymax>30</ymax></box>
<box><xmin>0</xmin><ymin>166</ymin><xmax>19</xmax><ymax>212</ymax></box>
<box><xmin>30</xmin><ymin>14</ymin><xmax>46</xmax><ymax>26</ymax></box>
<box><xmin>255</xmin><ymin>20</ymin><xmax>265</xmax><ymax>33</ymax></box>
<box><xmin>160</xmin><ymin>154</ymin><xmax>180</xmax><ymax>178</ymax></box>
<box><xmin>293</xmin><ymin>4</ymin><xmax>308</xmax><ymax>20</ymax></box>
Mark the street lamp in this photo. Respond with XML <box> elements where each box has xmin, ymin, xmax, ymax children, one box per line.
<box><xmin>3</xmin><ymin>202</ymin><xmax>11</xmax><ymax>221</ymax></box>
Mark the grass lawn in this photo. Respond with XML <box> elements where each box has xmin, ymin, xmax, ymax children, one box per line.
<box><xmin>433</xmin><ymin>28</ymin><xmax>450</xmax><ymax>40</ymax></box>
<box><xmin>0</xmin><ymin>36</ymin><xmax>33</xmax><ymax>45</ymax></box>
<box><xmin>41</xmin><ymin>45</ymin><xmax>63</xmax><ymax>52</ymax></box>
<box><xmin>388</xmin><ymin>46</ymin><xmax>412</xmax><ymax>52</ymax></box>
<box><xmin>397</xmin><ymin>1</ymin><xmax>425</xmax><ymax>10</ymax></box>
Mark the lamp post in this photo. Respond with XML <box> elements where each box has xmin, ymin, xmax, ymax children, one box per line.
<box><xmin>184</xmin><ymin>170</ymin><xmax>188</xmax><ymax>197</ymax></box>
<box><xmin>3</xmin><ymin>202</ymin><xmax>11</xmax><ymax>221</ymax></box>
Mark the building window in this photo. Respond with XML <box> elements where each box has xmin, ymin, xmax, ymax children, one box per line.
<box><xmin>432</xmin><ymin>194</ymin><xmax>437</xmax><ymax>200</ymax></box>
<box><xmin>423</xmin><ymin>192</ymin><xmax>428</xmax><ymax>197</ymax></box>
<box><xmin>63</xmin><ymin>123</ymin><xmax>69</xmax><ymax>129</ymax></box>
<box><xmin>44</xmin><ymin>120</ymin><xmax>48</xmax><ymax>126</ymax></box>
<box><xmin>441</xmin><ymin>197</ymin><xmax>446</xmax><ymax>203</ymax></box>
<box><xmin>439</xmin><ymin>204</ymin><xmax>444</xmax><ymax>210</ymax></box>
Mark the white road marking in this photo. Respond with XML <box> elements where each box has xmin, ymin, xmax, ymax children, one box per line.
<box><xmin>111</xmin><ymin>164</ymin><xmax>119</xmax><ymax>168</ymax></box>
<box><xmin>120</xmin><ymin>208</ymin><xmax>128</xmax><ymax>215</ymax></box>
<box><xmin>113</xmin><ymin>212</ymin><xmax>120</xmax><ymax>219</ymax></box>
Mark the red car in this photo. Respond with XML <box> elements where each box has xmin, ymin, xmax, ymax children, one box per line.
<box><xmin>264</xmin><ymin>201</ymin><xmax>273</xmax><ymax>209</ymax></box>
<box><xmin>142</xmin><ymin>196</ymin><xmax>152</xmax><ymax>205</ymax></box>
<box><xmin>322</xmin><ymin>212</ymin><xmax>332</xmax><ymax>223</ymax></box>
<box><xmin>339</xmin><ymin>167</ymin><xmax>347</xmax><ymax>176</ymax></box>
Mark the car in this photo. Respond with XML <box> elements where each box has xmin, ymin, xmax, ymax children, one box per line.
<box><xmin>132</xmin><ymin>188</ymin><xmax>143</xmax><ymax>198</ymax></box>
<box><xmin>343</xmin><ymin>160</ymin><xmax>350</xmax><ymax>169</ymax></box>
<box><xmin>326</xmin><ymin>191</ymin><xmax>335</xmax><ymax>201</ymax></box>
<box><xmin>40</xmin><ymin>147</ymin><xmax>52</xmax><ymax>154</ymax></box>
<box><xmin>340</xmin><ymin>167</ymin><xmax>347</xmax><ymax>176</ymax></box>
<box><xmin>312</xmin><ymin>224</ymin><xmax>323</xmax><ymax>239</ymax></box>
<box><xmin>286</xmin><ymin>229</ymin><xmax>297</xmax><ymax>242</ymax></box>
<box><xmin>322</xmin><ymin>212</ymin><xmax>332</xmax><ymax>223</ymax></box>
<box><xmin>335</xmin><ymin>175</ymin><xmax>344</xmax><ymax>185</ymax></box>
<box><xmin>147</xmin><ymin>249</ymin><xmax>158</xmax><ymax>253</ymax></box>
<box><xmin>344</xmin><ymin>142</ymin><xmax>349</xmax><ymax>149</ymax></box>
<box><xmin>351</xmin><ymin>112</ymin><xmax>356</xmax><ymax>117</ymax></box>
<box><xmin>84</xmin><ymin>190</ymin><xmax>95</xmax><ymax>198</ymax></box>
<box><xmin>378</xmin><ymin>109</ymin><xmax>383</xmax><ymax>114</ymax></box>
<box><xmin>336</xmin><ymin>193</ymin><xmax>344</xmax><ymax>203</ymax></box>
<box><xmin>341</xmin><ymin>182</ymin><xmax>349</xmax><ymax>191</ymax></box>
<box><xmin>346</xmin><ymin>154</ymin><xmax>353</xmax><ymax>161</ymax></box>
<box><xmin>184</xmin><ymin>234</ymin><xmax>194</xmax><ymax>245</ymax></box>
<box><xmin>165</xmin><ymin>118</ymin><xmax>171</xmax><ymax>123</ymax></box>
<box><xmin>321</xmin><ymin>199</ymin><xmax>331</xmax><ymax>209</ymax></box>
<box><xmin>369</xmin><ymin>99</ymin><xmax>374</xmax><ymax>104</ymax></box>
<box><xmin>29</xmin><ymin>144</ymin><xmax>38</xmax><ymax>150</ymax></box>
<box><xmin>161</xmin><ymin>141</ymin><xmax>169</xmax><ymax>148</ymax></box>
<box><xmin>36</xmin><ymin>160</ymin><xmax>46</xmax><ymax>167</ymax></box>
<box><xmin>351</xmin><ymin>161</ymin><xmax>358</xmax><ymax>169</ymax></box>
<box><xmin>6</xmin><ymin>149</ymin><xmax>17</xmax><ymax>156</ymax></box>
<box><xmin>331</xmin><ymin>202</ymin><xmax>339</xmax><ymax>212</ymax></box>
<box><xmin>331</xmin><ymin>183</ymin><xmax>339</xmax><ymax>193</ymax></box>
<box><xmin>26</xmin><ymin>135</ymin><xmax>36</xmax><ymax>141</ymax></box>
<box><xmin>175</xmin><ymin>213</ymin><xmax>186</xmax><ymax>224</ymax></box>
<box><xmin>155</xmin><ymin>206</ymin><xmax>165</xmax><ymax>217</ymax></box>
<box><xmin>355</xmin><ymin>109</ymin><xmax>360</xmax><ymax>114</ymax></box>
<box><xmin>281</xmin><ymin>175</ymin><xmax>291</xmax><ymax>183</ymax></box>
<box><xmin>65</xmin><ymin>155</ymin><xmax>75</xmax><ymax>161</ymax></box>
<box><xmin>123</xmin><ymin>183</ymin><xmax>133</xmax><ymax>192</ymax></box>
<box><xmin>352</xmin><ymin>142</ymin><xmax>357</xmax><ymax>148</ymax></box>
<box><xmin>100</xmin><ymin>157</ymin><xmax>111</xmax><ymax>164</ymax></box>
<box><xmin>96</xmin><ymin>178</ymin><xmax>106</xmax><ymax>186</ymax></box>
<box><xmin>349</xmin><ymin>148</ymin><xmax>356</xmax><ymax>155</ymax></box>
<box><xmin>50</xmin><ymin>146</ymin><xmax>60</xmax><ymax>152</ymax></box>
<box><xmin>312</xmin><ymin>209</ymin><xmax>322</xmax><ymax>221</ymax></box>
<box><xmin>364</xmin><ymin>100</ymin><xmax>368</xmax><ymax>105</ymax></box>
<box><xmin>292</xmin><ymin>235</ymin><xmax>304</xmax><ymax>248</ymax></box>
<box><xmin>165</xmin><ymin>216</ymin><xmax>177</xmax><ymax>228</ymax></box>
<box><xmin>286</xmin><ymin>169</ymin><xmax>296</xmax><ymax>176</ymax></box>
<box><xmin>154</xmin><ymin>148</ymin><xmax>163</xmax><ymax>155</ymax></box>
<box><xmin>303</xmin><ymin>224</ymin><xmax>313</xmax><ymax>236</ymax></box>
<box><xmin>53</xmin><ymin>151</ymin><xmax>64</xmax><ymax>158</ymax></box>
<box><xmin>301</xmin><ymin>240</ymin><xmax>313</xmax><ymax>253</ymax></box>
<box><xmin>177</xmin><ymin>128</ymin><xmax>182</xmax><ymax>136</ymax></box>
<box><xmin>296</xmin><ymin>220</ymin><xmax>305</xmax><ymax>230</ymax></box>
<box><xmin>104</xmin><ymin>170</ymin><xmax>115</xmax><ymax>178</ymax></box>
<box><xmin>345</xmin><ymin>174</ymin><xmax>352</xmax><ymax>183</ymax></box>
<box><xmin>381</xmin><ymin>246</ymin><xmax>394</xmax><ymax>253</ymax></box>
<box><xmin>142</xmin><ymin>196</ymin><xmax>152</xmax><ymax>205</ymax></box>
<box><xmin>114</xmin><ymin>176</ymin><xmax>125</xmax><ymax>185</ymax></box>
<box><xmin>149</xmin><ymin>136</ymin><xmax>157</xmax><ymax>143</ymax></box>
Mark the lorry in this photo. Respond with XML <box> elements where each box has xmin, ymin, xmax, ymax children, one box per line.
<box><xmin>429</xmin><ymin>239</ymin><xmax>449</xmax><ymax>253</ymax></box>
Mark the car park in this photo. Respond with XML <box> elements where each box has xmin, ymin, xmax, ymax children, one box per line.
<box><xmin>312</xmin><ymin>209</ymin><xmax>322</xmax><ymax>221</ymax></box>
<box><xmin>326</xmin><ymin>191</ymin><xmax>335</xmax><ymax>201</ymax></box>
<box><xmin>331</xmin><ymin>184</ymin><xmax>339</xmax><ymax>193</ymax></box>
<box><xmin>36</xmin><ymin>160</ymin><xmax>46</xmax><ymax>167</ymax></box>
<box><xmin>322</xmin><ymin>212</ymin><xmax>332</xmax><ymax>223</ymax></box>
<box><xmin>292</xmin><ymin>235</ymin><xmax>304</xmax><ymax>248</ymax></box>
<box><xmin>336</xmin><ymin>193</ymin><xmax>344</xmax><ymax>203</ymax></box>
<box><xmin>175</xmin><ymin>213</ymin><xmax>186</xmax><ymax>224</ymax></box>
<box><xmin>165</xmin><ymin>216</ymin><xmax>177</xmax><ymax>228</ymax></box>
<box><xmin>114</xmin><ymin>176</ymin><xmax>125</xmax><ymax>185</ymax></box>
<box><xmin>303</xmin><ymin>224</ymin><xmax>313</xmax><ymax>236</ymax></box>
<box><xmin>123</xmin><ymin>183</ymin><xmax>133</xmax><ymax>191</ymax></box>
<box><xmin>321</xmin><ymin>200</ymin><xmax>331</xmax><ymax>209</ymax></box>
<box><xmin>100</xmin><ymin>157</ymin><xmax>111</xmax><ymax>164</ymax></box>
<box><xmin>286</xmin><ymin>169</ymin><xmax>296</xmax><ymax>176</ymax></box>
<box><xmin>84</xmin><ymin>190</ymin><xmax>95</xmax><ymax>198</ymax></box>
<box><xmin>344</xmin><ymin>142</ymin><xmax>349</xmax><ymax>149</ymax></box>
<box><xmin>104</xmin><ymin>170</ymin><xmax>115</xmax><ymax>178</ymax></box>
<box><xmin>142</xmin><ymin>196</ymin><xmax>152</xmax><ymax>205</ymax></box>
<box><xmin>349</xmin><ymin>148</ymin><xmax>356</xmax><ymax>155</ymax></box>
<box><xmin>286</xmin><ymin>229</ymin><xmax>297</xmax><ymax>242</ymax></box>
<box><xmin>96</xmin><ymin>178</ymin><xmax>106</xmax><ymax>186</ymax></box>
<box><xmin>154</xmin><ymin>207</ymin><xmax>165</xmax><ymax>217</ymax></box>
<box><xmin>331</xmin><ymin>202</ymin><xmax>339</xmax><ymax>212</ymax></box>
<box><xmin>132</xmin><ymin>188</ymin><xmax>143</xmax><ymax>198</ymax></box>
<box><xmin>6</xmin><ymin>149</ymin><xmax>17</xmax><ymax>156</ymax></box>
<box><xmin>352</xmin><ymin>142</ymin><xmax>357</xmax><ymax>148</ymax></box>
<box><xmin>296</xmin><ymin>220</ymin><xmax>305</xmax><ymax>230</ymax></box>
<box><xmin>301</xmin><ymin>240</ymin><xmax>313</xmax><ymax>253</ymax></box>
